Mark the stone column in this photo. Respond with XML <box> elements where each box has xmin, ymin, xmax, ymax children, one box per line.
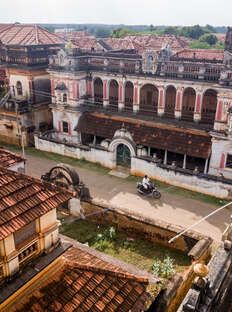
<box><xmin>204</xmin><ymin>158</ymin><xmax>209</xmax><ymax>174</ymax></box>
<box><xmin>164</xmin><ymin>149</ymin><xmax>168</xmax><ymax>165</ymax></box>
<box><xmin>28</xmin><ymin>77</ymin><xmax>35</xmax><ymax>104</ymax></box>
<box><xmin>118</xmin><ymin>81</ymin><xmax>125</xmax><ymax>111</ymax></box>
<box><xmin>175</xmin><ymin>87</ymin><xmax>183</xmax><ymax>119</ymax></box>
<box><xmin>194</xmin><ymin>91</ymin><xmax>203</xmax><ymax>122</ymax></box>
<box><xmin>183</xmin><ymin>154</ymin><xmax>187</xmax><ymax>169</ymax></box>
<box><xmin>103</xmin><ymin>79</ymin><xmax>109</xmax><ymax>107</ymax></box>
<box><xmin>214</xmin><ymin>97</ymin><xmax>230</xmax><ymax>132</ymax></box>
<box><xmin>133</xmin><ymin>82</ymin><xmax>140</xmax><ymax>113</ymax></box>
<box><xmin>158</xmin><ymin>86</ymin><xmax>165</xmax><ymax>116</ymax></box>
<box><xmin>86</xmin><ymin>79</ymin><xmax>94</xmax><ymax>103</ymax></box>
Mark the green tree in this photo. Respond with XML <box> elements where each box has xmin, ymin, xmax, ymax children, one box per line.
<box><xmin>199</xmin><ymin>33</ymin><xmax>218</xmax><ymax>45</ymax></box>
<box><xmin>95</xmin><ymin>28</ymin><xmax>111</xmax><ymax>38</ymax></box>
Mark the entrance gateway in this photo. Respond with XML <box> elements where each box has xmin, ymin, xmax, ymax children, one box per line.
<box><xmin>116</xmin><ymin>144</ymin><xmax>131</xmax><ymax>168</ymax></box>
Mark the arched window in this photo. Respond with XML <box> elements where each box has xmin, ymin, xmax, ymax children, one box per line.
<box><xmin>140</xmin><ymin>84</ymin><xmax>159</xmax><ymax>115</ymax></box>
<box><xmin>63</xmin><ymin>93</ymin><xmax>67</xmax><ymax>103</ymax></box>
<box><xmin>201</xmin><ymin>89</ymin><xmax>217</xmax><ymax>125</ymax></box>
<box><xmin>164</xmin><ymin>86</ymin><xmax>176</xmax><ymax>118</ymax></box>
<box><xmin>94</xmin><ymin>78</ymin><xmax>103</xmax><ymax>105</ymax></box>
<box><xmin>182</xmin><ymin>88</ymin><xmax>196</xmax><ymax>122</ymax></box>
<box><xmin>16</xmin><ymin>81</ymin><xmax>23</xmax><ymax>96</ymax></box>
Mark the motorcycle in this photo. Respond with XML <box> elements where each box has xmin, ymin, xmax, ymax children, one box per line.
<box><xmin>136</xmin><ymin>181</ymin><xmax>161</xmax><ymax>199</ymax></box>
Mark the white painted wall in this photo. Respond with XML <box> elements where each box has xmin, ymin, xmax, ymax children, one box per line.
<box><xmin>35</xmin><ymin>136</ymin><xmax>232</xmax><ymax>199</ymax></box>
<box><xmin>10</xmin><ymin>74</ymin><xmax>30</xmax><ymax>98</ymax></box>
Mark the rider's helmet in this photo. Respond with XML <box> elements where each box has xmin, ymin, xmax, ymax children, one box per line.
<box><xmin>144</xmin><ymin>175</ymin><xmax>148</xmax><ymax>179</ymax></box>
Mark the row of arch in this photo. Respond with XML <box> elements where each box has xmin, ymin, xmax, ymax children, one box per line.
<box><xmin>93</xmin><ymin>78</ymin><xmax>218</xmax><ymax>124</ymax></box>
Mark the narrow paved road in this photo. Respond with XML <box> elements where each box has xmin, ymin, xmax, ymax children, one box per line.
<box><xmin>25</xmin><ymin>154</ymin><xmax>231</xmax><ymax>242</ymax></box>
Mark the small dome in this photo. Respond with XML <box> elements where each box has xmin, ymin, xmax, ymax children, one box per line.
<box><xmin>193</xmin><ymin>263</ymin><xmax>209</xmax><ymax>277</ymax></box>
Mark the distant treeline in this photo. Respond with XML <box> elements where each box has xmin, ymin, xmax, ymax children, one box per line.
<box><xmin>41</xmin><ymin>23</ymin><xmax>226</xmax><ymax>49</ymax></box>
<box><xmin>41</xmin><ymin>24</ymin><xmax>227</xmax><ymax>38</ymax></box>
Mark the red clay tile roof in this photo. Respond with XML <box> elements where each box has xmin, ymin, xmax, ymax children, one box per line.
<box><xmin>56</xmin><ymin>30</ymin><xmax>105</xmax><ymax>50</ymax></box>
<box><xmin>173</xmin><ymin>49</ymin><xmax>224</xmax><ymax>61</ymax></box>
<box><xmin>0</xmin><ymin>167</ymin><xmax>73</xmax><ymax>240</ymax></box>
<box><xmin>14</xmin><ymin>246</ymin><xmax>149</xmax><ymax>312</ymax></box>
<box><xmin>0</xmin><ymin>148</ymin><xmax>24</xmax><ymax>168</ymax></box>
<box><xmin>0</xmin><ymin>23</ymin><xmax>65</xmax><ymax>46</ymax></box>
<box><xmin>77</xmin><ymin>112</ymin><xmax>212</xmax><ymax>158</ymax></box>
<box><xmin>105</xmin><ymin>34</ymin><xmax>190</xmax><ymax>53</ymax></box>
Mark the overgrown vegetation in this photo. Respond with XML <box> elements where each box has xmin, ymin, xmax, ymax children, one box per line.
<box><xmin>60</xmin><ymin>220</ymin><xmax>190</xmax><ymax>275</ymax></box>
<box><xmin>152</xmin><ymin>256</ymin><xmax>175</xmax><ymax>278</ymax></box>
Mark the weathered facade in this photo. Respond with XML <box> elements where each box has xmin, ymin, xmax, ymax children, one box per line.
<box><xmin>35</xmin><ymin>28</ymin><xmax>232</xmax><ymax>197</ymax></box>
<box><xmin>0</xmin><ymin>23</ymin><xmax>65</xmax><ymax>145</ymax></box>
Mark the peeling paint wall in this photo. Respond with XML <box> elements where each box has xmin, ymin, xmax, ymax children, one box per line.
<box><xmin>35</xmin><ymin>136</ymin><xmax>232</xmax><ymax>199</ymax></box>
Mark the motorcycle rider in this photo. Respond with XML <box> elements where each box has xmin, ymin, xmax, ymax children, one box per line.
<box><xmin>142</xmin><ymin>175</ymin><xmax>150</xmax><ymax>191</ymax></box>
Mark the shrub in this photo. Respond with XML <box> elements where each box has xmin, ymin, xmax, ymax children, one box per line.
<box><xmin>152</xmin><ymin>256</ymin><xmax>175</xmax><ymax>279</ymax></box>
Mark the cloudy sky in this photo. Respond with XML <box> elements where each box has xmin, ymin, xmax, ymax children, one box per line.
<box><xmin>0</xmin><ymin>0</ymin><xmax>231</xmax><ymax>25</ymax></box>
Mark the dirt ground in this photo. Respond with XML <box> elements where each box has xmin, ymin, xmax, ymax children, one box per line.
<box><xmin>24</xmin><ymin>153</ymin><xmax>231</xmax><ymax>242</ymax></box>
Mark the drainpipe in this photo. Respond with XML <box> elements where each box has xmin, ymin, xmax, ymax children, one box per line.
<box><xmin>148</xmin><ymin>147</ymin><xmax>151</xmax><ymax>157</ymax></box>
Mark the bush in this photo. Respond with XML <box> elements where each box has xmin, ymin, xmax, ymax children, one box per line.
<box><xmin>152</xmin><ymin>256</ymin><xmax>175</xmax><ymax>279</ymax></box>
<box><xmin>93</xmin><ymin>226</ymin><xmax>117</xmax><ymax>251</ymax></box>
<box><xmin>199</xmin><ymin>33</ymin><xmax>218</xmax><ymax>45</ymax></box>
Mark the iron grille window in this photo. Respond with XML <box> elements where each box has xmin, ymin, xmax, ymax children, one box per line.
<box><xmin>62</xmin><ymin>121</ymin><xmax>69</xmax><ymax>133</ymax></box>
<box><xmin>226</xmin><ymin>154</ymin><xmax>232</xmax><ymax>168</ymax></box>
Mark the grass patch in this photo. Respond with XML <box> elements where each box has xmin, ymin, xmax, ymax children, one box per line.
<box><xmin>60</xmin><ymin>219</ymin><xmax>191</xmax><ymax>275</ymax></box>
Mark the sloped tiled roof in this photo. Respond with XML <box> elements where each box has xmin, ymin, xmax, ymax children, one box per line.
<box><xmin>173</xmin><ymin>49</ymin><xmax>224</xmax><ymax>61</ymax></box>
<box><xmin>57</xmin><ymin>30</ymin><xmax>106</xmax><ymax>50</ymax></box>
<box><xmin>0</xmin><ymin>148</ymin><xmax>24</xmax><ymax>168</ymax></box>
<box><xmin>0</xmin><ymin>23</ymin><xmax>65</xmax><ymax>46</ymax></box>
<box><xmin>77</xmin><ymin>112</ymin><xmax>212</xmax><ymax>159</ymax></box>
<box><xmin>14</xmin><ymin>246</ymin><xmax>150</xmax><ymax>312</ymax></box>
<box><xmin>105</xmin><ymin>34</ymin><xmax>190</xmax><ymax>53</ymax></box>
<box><xmin>0</xmin><ymin>167</ymin><xmax>73</xmax><ymax>240</ymax></box>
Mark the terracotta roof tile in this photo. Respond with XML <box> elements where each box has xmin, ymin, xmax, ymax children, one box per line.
<box><xmin>0</xmin><ymin>167</ymin><xmax>72</xmax><ymax>240</ymax></box>
<box><xmin>105</xmin><ymin>34</ymin><xmax>189</xmax><ymax>53</ymax></box>
<box><xmin>77</xmin><ymin>112</ymin><xmax>212</xmax><ymax>159</ymax></box>
<box><xmin>173</xmin><ymin>48</ymin><xmax>224</xmax><ymax>61</ymax></box>
<box><xmin>0</xmin><ymin>23</ymin><xmax>65</xmax><ymax>46</ymax></box>
<box><xmin>0</xmin><ymin>148</ymin><xmax>25</xmax><ymax>168</ymax></box>
<box><xmin>14</xmin><ymin>246</ymin><xmax>150</xmax><ymax>312</ymax></box>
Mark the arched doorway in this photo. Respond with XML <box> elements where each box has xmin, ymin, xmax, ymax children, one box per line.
<box><xmin>116</xmin><ymin>144</ymin><xmax>131</xmax><ymax>167</ymax></box>
<box><xmin>201</xmin><ymin>89</ymin><xmax>217</xmax><ymax>125</ymax></box>
<box><xmin>94</xmin><ymin>78</ymin><xmax>103</xmax><ymax>105</ymax></box>
<box><xmin>124</xmin><ymin>81</ymin><xmax>134</xmax><ymax>112</ymax></box>
<box><xmin>182</xmin><ymin>88</ymin><xmax>196</xmax><ymax>122</ymax></box>
<box><xmin>109</xmin><ymin>80</ymin><xmax>118</xmax><ymax>109</ymax></box>
<box><xmin>140</xmin><ymin>84</ymin><xmax>158</xmax><ymax>116</ymax></box>
<box><xmin>164</xmin><ymin>86</ymin><xmax>176</xmax><ymax>118</ymax></box>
